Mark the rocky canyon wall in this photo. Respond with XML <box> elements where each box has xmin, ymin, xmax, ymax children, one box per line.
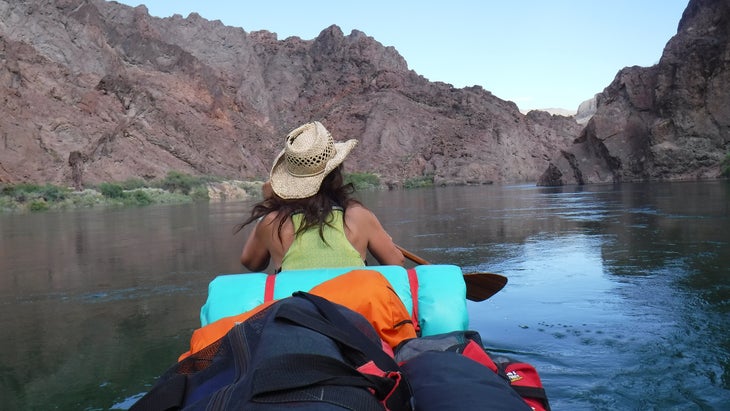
<box><xmin>0</xmin><ymin>0</ymin><xmax>582</xmax><ymax>187</ymax></box>
<box><xmin>539</xmin><ymin>0</ymin><xmax>730</xmax><ymax>186</ymax></box>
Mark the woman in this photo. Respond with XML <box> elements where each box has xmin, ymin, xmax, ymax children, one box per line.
<box><xmin>237</xmin><ymin>121</ymin><xmax>404</xmax><ymax>273</ymax></box>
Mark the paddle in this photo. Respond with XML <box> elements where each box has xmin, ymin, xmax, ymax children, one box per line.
<box><xmin>396</xmin><ymin>245</ymin><xmax>507</xmax><ymax>302</ymax></box>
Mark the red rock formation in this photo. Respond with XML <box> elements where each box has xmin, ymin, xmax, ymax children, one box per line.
<box><xmin>539</xmin><ymin>0</ymin><xmax>730</xmax><ymax>185</ymax></box>
<box><xmin>0</xmin><ymin>0</ymin><xmax>587</xmax><ymax>187</ymax></box>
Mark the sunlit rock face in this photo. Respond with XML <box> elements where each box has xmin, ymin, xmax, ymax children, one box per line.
<box><xmin>539</xmin><ymin>0</ymin><xmax>730</xmax><ymax>186</ymax></box>
<box><xmin>0</xmin><ymin>0</ymin><xmax>585</xmax><ymax>187</ymax></box>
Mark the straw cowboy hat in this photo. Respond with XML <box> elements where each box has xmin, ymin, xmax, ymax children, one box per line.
<box><xmin>269</xmin><ymin>121</ymin><xmax>358</xmax><ymax>199</ymax></box>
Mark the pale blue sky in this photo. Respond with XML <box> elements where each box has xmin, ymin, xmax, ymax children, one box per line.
<box><xmin>115</xmin><ymin>1</ymin><xmax>689</xmax><ymax>112</ymax></box>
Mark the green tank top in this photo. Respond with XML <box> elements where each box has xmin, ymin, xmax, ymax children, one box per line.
<box><xmin>280</xmin><ymin>209</ymin><xmax>365</xmax><ymax>271</ymax></box>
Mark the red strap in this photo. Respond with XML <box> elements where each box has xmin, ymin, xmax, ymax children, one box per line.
<box><xmin>357</xmin><ymin>361</ymin><xmax>404</xmax><ymax>411</ymax></box>
<box><xmin>264</xmin><ymin>274</ymin><xmax>276</xmax><ymax>302</ymax></box>
<box><xmin>406</xmin><ymin>268</ymin><xmax>421</xmax><ymax>335</ymax></box>
<box><xmin>463</xmin><ymin>340</ymin><xmax>498</xmax><ymax>372</ymax></box>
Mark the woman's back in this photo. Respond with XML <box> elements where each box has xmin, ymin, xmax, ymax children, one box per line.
<box><xmin>281</xmin><ymin>208</ymin><xmax>364</xmax><ymax>271</ymax></box>
<box><xmin>243</xmin><ymin>203</ymin><xmax>403</xmax><ymax>272</ymax></box>
<box><xmin>239</xmin><ymin>121</ymin><xmax>403</xmax><ymax>272</ymax></box>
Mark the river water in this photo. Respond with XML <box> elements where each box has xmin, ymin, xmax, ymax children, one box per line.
<box><xmin>1</xmin><ymin>181</ymin><xmax>728</xmax><ymax>410</ymax></box>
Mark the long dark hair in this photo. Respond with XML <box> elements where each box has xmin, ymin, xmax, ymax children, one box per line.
<box><xmin>235</xmin><ymin>166</ymin><xmax>360</xmax><ymax>242</ymax></box>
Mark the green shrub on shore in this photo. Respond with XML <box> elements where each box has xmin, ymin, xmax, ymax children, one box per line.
<box><xmin>64</xmin><ymin>189</ymin><xmax>105</xmax><ymax>208</ymax></box>
<box><xmin>1</xmin><ymin>183</ymin><xmax>70</xmax><ymax>202</ymax></box>
<box><xmin>120</xmin><ymin>178</ymin><xmax>147</xmax><ymax>190</ymax></box>
<box><xmin>234</xmin><ymin>180</ymin><xmax>268</xmax><ymax>197</ymax></box>
<box><xmin>0</xmin><ymin>173</ymin><xmax>203</xmax><ymax>213</ymax></box>
<box><xmin>156</xmin><ymin>171</ymin><xmax>220</xmax><ymax>195</ymax></box>
<box><xmin>345</xmin><ymin>172</ymin><xmax>381</xmax><ymax>191</ymax></box>
<box><xmin>124</xmin><ymin>190</ymin><xmax>153</xmax><ymax>206</ymax></box>
<box><xmin>0</xmin><ymin>184</ymin><xmax>71</xmax><ymax>211</ymax></box>
<box><xmin>115</xmin><ymin>188</ymin><xmax>190</xmax><ymax>206</ymax></box>
<box><xmin>722</xmin><ymin>152</ymin><xmax>730</xmax><ymax>177</ymax></box>
<box><xmin>97</xmin><ymin>183</ymin><xmax>163</xmax><ymax>206</ymax></box>
<box><xmin>99</xmin><ymin>182</ymin><xmax>124</xmax><ymax>199</ymax></box>
<box><xmin>0</xmin><ymin>196</ymin><xmax>15</xmax><ymax>212</ymax></box>
<box><xmin>0</xmin><ymin>169</ymin><xmax>435</xmax><ymax>213</ymax></box>
<box><xmin>190</xmin><ymin>185</ymin><xmax>210</xmax><ymax>202</ymax></box>
<box><xmin>0</xmin><ymin>184</ymin><xmax>31</xmax><ymax>202</ymax></box>
<box><xmin>29</xmin><ymin>200</ymin><xmax>49</xmax><ymax>212</ymax></box>
<box><xmin>39</xmin><ymin>184</ymin><xmax>69</xmax><ymax>202</ymax></box>
<box><xmin>404</xmin><ymin>174</ymin><xmax>434</xmax><ymax>189</ymax></box>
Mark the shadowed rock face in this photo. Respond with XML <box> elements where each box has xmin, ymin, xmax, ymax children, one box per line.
<box><xmin>539</xmin><ymin>0</ymin><xmax>730</xmax><ymax>186</ymax></box>
<box><xmin>0</xmin><ymin>0</ymin><xmax>582</xmax><ymax>187</ymax></box>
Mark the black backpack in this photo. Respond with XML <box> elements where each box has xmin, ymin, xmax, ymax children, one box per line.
<box><xmin>395</xmin><ymin>330</ymin><xmax>550</xmax><ymax>411</ymax></box>
<box><xmin>131</xmin><ymin>292</ymin><xmax>413</xmax><ymax>411</ymax></box>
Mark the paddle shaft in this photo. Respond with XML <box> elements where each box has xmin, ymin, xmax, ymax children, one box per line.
<box><xmin>396</xmin><ymin>245</ymin><xmax>507</xmax><ymax>302</ymax></box>
<box><xmin>398</xmin><ymin>246</ymin><xmax>430</xmax><ymax>266</ymax></box>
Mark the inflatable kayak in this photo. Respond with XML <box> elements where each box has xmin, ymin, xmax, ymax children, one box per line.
<box><xmin>129</xmin><ymin>265</ymin><xmax>551</xmax><ymax>411</ymax></box>
<box><xmin>200</xmin><ymin>264</ymin><xmax>469</xmax><ymax>337</ymax></box>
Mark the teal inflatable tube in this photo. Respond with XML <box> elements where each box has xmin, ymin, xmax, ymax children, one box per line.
<box><xmin>200</xmin><ymin>265</ymin><xmax>468</xmax><ymax>336</ymax></box>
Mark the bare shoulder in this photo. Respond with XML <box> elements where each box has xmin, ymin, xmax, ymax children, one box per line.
<box><xmin>254</xmin><ymin>211</ymin><xmax>285</xmax><ymax>238</ymax></box>
<box><xmin>260</xmin><ymin>211</ymin><xmax>281</xmax><ymax>225</ymax></box>
<box><xmin>345</xmin><ymin>203</ymin><xmax>377</xmax><ymax>221</ymax></box>
<box><xmin>345</xmin><ymin>203</ymin><xmax>402</xmax><ymax>265</ymax></box>
<box><xmin>261</xmin><ymin>211</ymin><xmax>280</xmax><ymax>225</ymax></box>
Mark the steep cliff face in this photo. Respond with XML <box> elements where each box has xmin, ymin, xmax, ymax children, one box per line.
<box><xmin>0</xmin><ymin>0</ymin><xmax>582</xmax><ymax>187</ymax></box>
<box><xmin>539</xmin><ymin>0</ymin><xmax>730</xmax><ymax>186</ymax></box>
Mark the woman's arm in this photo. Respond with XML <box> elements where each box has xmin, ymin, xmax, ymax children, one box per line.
<box><xmin>240</xmin><ymin>182</ymin><xmax>277</xmax><ymax>272</ymax></box>
<box><xmin>240</xmin><ymin>217</ymin><xmax>272</xmax><ymax>272</ymax></box>
<box><xmin>349</xmin><ymin>206</ymin><xmax>404</xmax><ymax>266</ymax></box>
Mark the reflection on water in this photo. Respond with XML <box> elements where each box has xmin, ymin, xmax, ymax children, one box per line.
<box><xmin>0</xmin><ymin>203</ymin><xmax>249</xmax><ymax>410</ymax></box>
<box><xmin>367</xmin><ymin>181</ymin><xmax>730</xmax><ymax>409</ymax></box>
<box><xmin>1</xmin><ymin>181</ymin><xmax>728</xmax><ymax>409</ymax></box>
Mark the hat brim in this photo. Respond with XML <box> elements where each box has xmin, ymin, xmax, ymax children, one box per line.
<box><xmin>270</xmin><ymin>139</ymin><xmax>358</xmax><ymax>199</ymax></box>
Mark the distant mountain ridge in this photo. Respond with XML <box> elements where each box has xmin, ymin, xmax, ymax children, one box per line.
<box><xmin>0</xmin><ymin>0</ymin><xmax>723</xmax><ymax>189</ymax></box>
<box><xmin>0</xmin><ymin>0</ymin><xmax>581</xmax><ymax>187</ymax></box>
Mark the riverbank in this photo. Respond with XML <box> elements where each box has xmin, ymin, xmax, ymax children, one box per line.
<box><xmin>0</xmin><ymin>172</ymin><xmax>265</xmax><ymax>213</ymax></box>
<box><xmin>0</xmin><ymin>171</ymin><xmax>419</xmax><ymax>213</ymax></box>
<box><xmin>0</xmin><ymin>182</ymin><xmax>263</xmax><ymax>213</ymax></box>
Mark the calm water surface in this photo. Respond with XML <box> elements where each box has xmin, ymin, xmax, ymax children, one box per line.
<box><xmin>1</xmin><ymin>181</ymin><xmax>729</xmax><ymax>410</ymax></box>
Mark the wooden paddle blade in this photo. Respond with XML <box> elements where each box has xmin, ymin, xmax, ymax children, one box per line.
<box><xmin>395</xmin><ymin>244</ymin><xmax>506</xmax><ymax>301</ymax></box>
<box><xmin>463</xmin><ymin>273</ymin><xmax>508</xmax><ymax>302</ymax></box>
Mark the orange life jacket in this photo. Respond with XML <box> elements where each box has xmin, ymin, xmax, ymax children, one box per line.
<box><xmin>179</xmin><ymin>269</ymin><xmax>417</xmax><ymax>361</ymax></box>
